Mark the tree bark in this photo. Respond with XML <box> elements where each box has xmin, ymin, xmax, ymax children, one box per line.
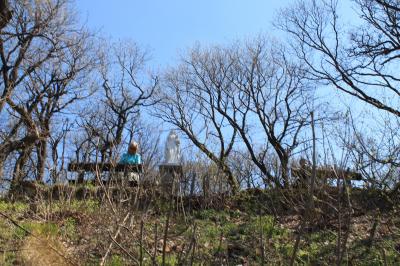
<box><xmin>36</xmin><ymin>138</ymin><xmax>47</xmax><ymax>182</ymax></box>
<box><xmin>10</xmin><ymin>147</ymin><xmax>32</xmax><ymax>192</ymax></box>
<box><xmin>280</xmin><ymin>154</ymin><xmax>290</xmax><ymax>188</ymax></box>
<box><xmin>222</xmin><ymin>164</ymin><xmax>239</xmax><ymax>194</ymax></box>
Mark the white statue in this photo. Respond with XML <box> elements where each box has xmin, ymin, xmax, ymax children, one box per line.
<box><xmin>164</xmin><ymin>130</ymin><xmax>181</xmax><ymax>165</ymax></box>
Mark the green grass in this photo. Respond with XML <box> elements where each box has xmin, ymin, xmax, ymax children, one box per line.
<box><xmin>191</xmin><ymin>210</ymin><xmax>294</xmax><ymax>264</ymax></box>
<box><xmin>107</xmin><ymin>255</ymin><xmax>125</xmax><ymax>266</ymax></box>
<box><xmin>156</xmin><ymin>254</ymin><xmax>179</xmax><ymax>266</ymax></box>
<box><xmin>0</xmin><ymin>200</ymin><xmax>29</xmax><ymax>214</ymax></box>
<box><xmin>14</xmin><ymin>221</ymin><xmax>59</xmax><ymax>239</ymax></box>
<box><xmin>35</xmin><ymin>198</ymin><xmax>99</xmax><ymax>215</ymax></box>
<box><xmin>348</xmin><ymin>237</ymin><xmax>400</xmax><ymax>265</ymax></box>
<box><xmin>61</xmin><ymin>217</ymin><xmax>78</xmax><ymax>242</ymax></box>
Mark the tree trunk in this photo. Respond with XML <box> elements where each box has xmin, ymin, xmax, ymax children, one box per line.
<box><xmin>36</xmin><ymin>139</ymin><xmax>47</xmax><ymax>182</ymax></box>
<box><xmin>280</xmin><ymin>155</ymin><xmax>290</xmax><ymax>188</ymax></box>
<box><xmin>10</xmin><ymin>147</ymin><xmax>32</xmax><ymax>192</ymax></box>
<box><xmin>224</xmin><ymin>167</ymin><xmax>239</xmax><ymax>194</ymax></box>
<box><xmin>202</xmin><ymin>174</ymin><xmax>210</xmax><ymax>200</ymax></box>
<box><xmin>0</xmin><ymin>0</ymin><xmax>12</xmax><ymax>30</ymax></box>
<box><xmin>0</xmin><ymin>155</ymin><xmax>5</xmax><ymax>183</ymax></box>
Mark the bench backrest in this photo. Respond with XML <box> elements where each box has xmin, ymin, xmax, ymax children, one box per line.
<box><xmin>68</xmin><ymin>163</ymin><xmax>143</xmax><ymax>173</ymax></box>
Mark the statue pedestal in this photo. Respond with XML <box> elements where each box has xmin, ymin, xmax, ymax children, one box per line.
<box><xmin>159</xmin><ymin>164</ymin><xmax>183</xmax><ymax>195</ymax></box>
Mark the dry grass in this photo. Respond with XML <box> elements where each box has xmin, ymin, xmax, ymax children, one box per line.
<box><xmin>21</xmin><ymin>236</ymin><xmax>71</xmax><ymax>266</ymax></box>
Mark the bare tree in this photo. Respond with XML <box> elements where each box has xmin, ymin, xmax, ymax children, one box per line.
<box><xmin>0</xmin><ymin>0</ymin><xmax>82</xmax><ymax>113</ymax></box>
<box><xmin>155</xmin><ymin>45</ymin><xmax>239</xmax><ymax>193</ymax></box>
<box><xmin>225</xmin><ymin>39</ymin><xmax>314</xmax><ymax>188</ymax></box>
<box><xmin>96</xmin><ymin>41</ymin><xmax>158</xmax><ymax>162</ymax></box>
<box><xmin>279</xmin><ymin>0</ymin><xmax>400</xmax><ymax>117</ymax></box>
<box><xmin>32</xmin><ymin>32</ymin><xmax>96</xmax><ymax>182</ymax></box>
<box><xmin>5</xmin><ymin>33</ymin><xmax>95</xmax><ymax>187</ymax></box>
<box><xmin>342</xmin><ymin>112</ymin><xmax>400</xmax><ymax>254</ymax></box>
<box><xmin>156</xmin><ymin>38</ymin><xmax>315</xmax><ymax>191</ymax></box>
<box><xmin>70</xmin><ymin>41</ymin><xmax>159</xmax><ymax>167</ymax></box>
<box><xmin>340</xmin><ymin>110</ymin><xmax>400</xmax><ymax>191</ymax></box>
<box><xmin>0</xmin><ymin>0</ymin><xmax>95</xmax><ymax>185</ymax></box>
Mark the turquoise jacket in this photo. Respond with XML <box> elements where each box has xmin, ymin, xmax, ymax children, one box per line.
<box><xmin>119</xmin><ymin>153</ymin><xmax>142</xmax><ymax>164</ymax></box>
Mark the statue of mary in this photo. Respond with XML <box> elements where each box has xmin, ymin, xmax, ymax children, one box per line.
<box><xmin>164</xmin><ymin>130</ymin><xmax>181</xmax><ymax>165</ymax></box>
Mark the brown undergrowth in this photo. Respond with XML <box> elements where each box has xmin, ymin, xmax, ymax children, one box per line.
<box><xmin>1</xmin><ymin>186</ymin><xmax>399</xmax><ymax>265</ymax></box>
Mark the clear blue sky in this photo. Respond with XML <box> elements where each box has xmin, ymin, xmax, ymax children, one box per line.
<box><xmin>76</xmin><ymin>0</ymin><xmax>292</xmax><ymax>67</ymax></box>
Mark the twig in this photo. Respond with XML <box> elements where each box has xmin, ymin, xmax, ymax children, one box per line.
<box><xmin>139</xmin><ymin>220</ymin><xmax>144</xmax><ymax>266</ymax></box>
<box><xmin>161</xmin><ymin>209</ymin><xmax>171</xmax><ymax>266</ymax></box>
<box><xmin>120</xmin><ymin>225</ymin><xmax>154</xmax><ymax>258</ymax></box>
<box><xmin>107</xmin><ymin>230</ymin><xmax>139</xmax><ymax>265</ymax></box>
<box><xmin>218</xmin><ymin>231</ymin><xmax>224</xmax><ymax>265</ymax></box>
<box><xmin>162</xmin><ymin>179</ymin><xmax>175</xmax><ymax>266</ymax></box>
<box><xmin>189</xmin><ymin>223</ymin><xmax>197</xmax><ymax>266</ymax></box>
<box><xmin>100</xmin><ymin>212</ymin><xmax>130</xmax><ymax>266</ymax></box>
<box><xmin>95</xmin><ymin>166</ymin><xmax>116</xmax><ymax>215</ymax></box>
<box><xmin>153</xmin><ymin>222</ymin><xmax>158</xmax><ymax>265</ymax></box>
<box><xmin>338</xmin><ymin>176</ymin><xmax>353</xmax><ymax>265</ymax></box>
<box><xmin>93</xmin><ymin>139</ymin><xmax>116</xmax><ymax>215</ymax></box>
<box><xmin>336</xmin><ymin>172</ymin><xmax>342</xmax><ymax>265</ymax></box>
<box><xmin>381</xmin><ymin>248</ymin><xmax>388</xmax><ymax>266</ymax></box>
<box><xmin>290</xmin><ymin>217</ymin><xmax>306</xmax><ymax>266</ymax></box>
<box><xmin>260</xmin><ymin>215</ymin><xmax>265</xmax><ymax>266</ymax></box>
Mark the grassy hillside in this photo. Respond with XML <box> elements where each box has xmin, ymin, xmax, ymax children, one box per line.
<box><xmin>0</xmin><ymin>186</ymin><xmax>399</xmax><ymax>265</ymax></box>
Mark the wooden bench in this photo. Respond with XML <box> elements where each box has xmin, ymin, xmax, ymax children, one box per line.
<box><xmin>67</xmin><ymin>162</ymin><xmax>143</xmax><ymax>185</ymax></box>
<box><xmin>291</xmin><ymin>167</ymin><xmax>362</xmax><ymax>181</ymax></box>
<box><xmin>291</xmin><ymin>166</ymin><xmax>362</xmax><ymax>189</ymax></box>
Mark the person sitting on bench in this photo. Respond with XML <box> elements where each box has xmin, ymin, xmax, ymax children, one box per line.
<box><xmin>119</xmin><ymin>141</ymin><xmax>142</xmax><ymax>186</ymax></box>
<box><xmin>120</xmin><ymin>141</ymin><xmax>142</xmax><ymax>165</ymax></box>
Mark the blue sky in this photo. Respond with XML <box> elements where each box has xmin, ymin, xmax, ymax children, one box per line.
<box><xmin>76</xmin><ymin>0</ymin><xmax>292</xmax><ymax>67</ymax></box>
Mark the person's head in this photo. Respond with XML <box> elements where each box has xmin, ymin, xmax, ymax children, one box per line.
<box><xmin>299</xmin><ymin>158</ymin><xmax>308</xmax><ymax>167</ymax></box>
<box><xmin>128</xmin><ymin>141</ymin><xmax>138</xmax><ymax>154</ymax></box>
